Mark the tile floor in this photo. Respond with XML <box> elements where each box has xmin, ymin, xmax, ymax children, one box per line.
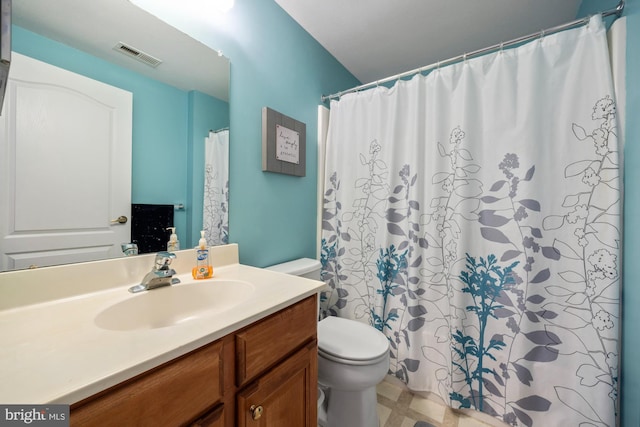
<box><xmin>376</xmin><ymin>380</ymin><xmax>504</xmax><ymax>427</ymax></box>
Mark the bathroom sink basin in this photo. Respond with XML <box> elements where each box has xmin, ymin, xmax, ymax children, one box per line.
<box><xmin>95</xmin><ymin>280</ymin><xmax>254</xmax><ymax>331</ymax></box>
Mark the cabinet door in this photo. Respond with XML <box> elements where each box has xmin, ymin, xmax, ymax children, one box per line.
<box><xmin>237</xmin><ymin>342</ymin><xmax>317</xmax><ymax>427</ymax></box>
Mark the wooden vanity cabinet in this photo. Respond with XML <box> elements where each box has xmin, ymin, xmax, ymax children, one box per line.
<box><xmin>70</xmin><ymin>295</ymin><xmax>318</xmax><ymax>427</ymax></box>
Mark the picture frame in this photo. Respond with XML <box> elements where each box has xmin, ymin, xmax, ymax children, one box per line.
<box><xmin>262</xmin><ymin>107</ymin><xmax>306</xmax><ymax>177</ymax></box>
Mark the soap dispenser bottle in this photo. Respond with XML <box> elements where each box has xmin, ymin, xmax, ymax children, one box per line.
<box><xmin>167</xmin><ymin>227</ymin><xmax>180</xmax><ymax>251</ymax></box>
<box><xmin>192</xmin><ymin>230</ymin><xmax>213</xmax><ymax>279</ymax></box>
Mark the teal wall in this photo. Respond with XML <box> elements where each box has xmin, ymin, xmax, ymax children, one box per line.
<box><xmin>143</xmin><ymin>0</ymin><xmax>360</xmax><ymax>267</ymax></box>
<box><xmin>577</xmin><ymin>1</ymin><xmax>638</xmax><ymax>426</ymax></box>
<box><xmin>12</xmin><ymin>26</ymin><xmax>228</xmax><ymax>248</ymax></box>
<box><xmin>222</xmin><ymin>0</ymin><xmax>359</xmax><ymax>267</ymax></box>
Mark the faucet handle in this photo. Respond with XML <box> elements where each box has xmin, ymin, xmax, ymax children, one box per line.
<box><xmin>154</xmin><ymin>251</ymin><xmax>176</xmax><ymax>270</ymax></box>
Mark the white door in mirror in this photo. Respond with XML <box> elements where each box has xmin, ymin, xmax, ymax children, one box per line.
<box><xmin>0</xmin><ymin>53</ymin><xmax>132</xmax><ymax>270</ymax></box>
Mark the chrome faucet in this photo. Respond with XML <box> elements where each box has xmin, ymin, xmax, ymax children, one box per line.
<box><xmin>128</xmin><ymin>251</ymin><xmax>180</xmax><ymax>293</ymax></box>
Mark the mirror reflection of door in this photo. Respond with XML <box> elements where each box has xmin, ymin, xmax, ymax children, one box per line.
<box><xmin>0</xmin><ymin>53</ymin><xmax>132</xmax><ymax>270</ymax></box>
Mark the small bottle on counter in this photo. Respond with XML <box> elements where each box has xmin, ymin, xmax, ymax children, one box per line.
<box><xmin>192</xmin><ymin>230</ymin><xmax>213</xmax><ymax>280</ymax></box>
<box><xmin>167</xmin><ymin>227</ymin><xmax>180</xmax><ymax>251</ymax></box>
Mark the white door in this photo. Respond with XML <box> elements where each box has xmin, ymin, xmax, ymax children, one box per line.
<box><xmin>0</xmin><ymin>53</ymin><xmax>132</xmax><ymax>270</ymax></box>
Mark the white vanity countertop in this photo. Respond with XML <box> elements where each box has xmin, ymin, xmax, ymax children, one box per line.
<box><xmin>0</xmin><ymin>245</ymin><xmax>325</xmax><ymax>405</ymax></box>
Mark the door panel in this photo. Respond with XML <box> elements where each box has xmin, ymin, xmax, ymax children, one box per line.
<box><xmin>0</xmin><ymin>53</ymin><xmax>132</xmax><ymax>270</ymax></box>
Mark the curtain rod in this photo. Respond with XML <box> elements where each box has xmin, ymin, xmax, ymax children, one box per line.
<box><xmin>210</xmin><ymin>127</ymin><xmax>229</xmax><ymax>133</ymax></box>
<box><xmin>321</xmin><ymin>0</ymin><xmax>624</xmax><ymax>103</ymax></box>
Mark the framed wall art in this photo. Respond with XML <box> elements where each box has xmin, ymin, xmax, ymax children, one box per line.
<box><xmin>262</xmin><ymin>107</ymin><xmax>306</xmax><ymax>177</ymax></box>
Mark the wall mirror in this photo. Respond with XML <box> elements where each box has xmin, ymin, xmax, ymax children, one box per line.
<box><xmin>0</xmin><ymin>0</ymin><xmax>230</xmax><ymax>272</ymax></box>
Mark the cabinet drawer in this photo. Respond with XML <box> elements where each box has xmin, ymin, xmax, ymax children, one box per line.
<box><xmin>236</xmin><ymin>295</ymin><xmax>317</xmax><ymax>386</ymax></box>
<box><xmin>71</xmin><ymin>340</ymin><xmax>224</xmax><ymax>427</ymax></box>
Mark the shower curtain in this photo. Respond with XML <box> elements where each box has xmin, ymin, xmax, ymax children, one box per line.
<box><xmin>321</xmin><ymin>15</ymin><xmax>620</xmax><ymax>426</ymax></box>
<box><xmin>203</xmin><ymin>129</ymin><xmax>229</xmax><ymax>246</ymax></box>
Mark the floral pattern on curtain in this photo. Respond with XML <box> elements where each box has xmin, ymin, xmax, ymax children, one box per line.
<box><xmin>321</xmin><ymin>16</ymin><xmax>620</xmax><ymax>426</ymax></box>
<box><xmin>203</xmin><ymin>129</ymin><xmax>229</xmax><ymax>246</ymax></box>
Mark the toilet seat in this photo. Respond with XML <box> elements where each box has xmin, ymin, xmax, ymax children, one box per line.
<box><xmin>318</xmin><ymin>316</ymin><xmax>389</xmax><ymax>365</ymax></box>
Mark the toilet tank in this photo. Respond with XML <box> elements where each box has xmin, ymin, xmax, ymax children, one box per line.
<box><xmin>266</xmin><ymin>258</ymin><xmax>322</xmax><ymax>280</ymax></box>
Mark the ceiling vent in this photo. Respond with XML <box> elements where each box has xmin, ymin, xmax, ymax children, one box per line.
<box><xmin>113</xmin><ymin>42</ymin><xmax>162</xmax><ymax>68</ymax></box>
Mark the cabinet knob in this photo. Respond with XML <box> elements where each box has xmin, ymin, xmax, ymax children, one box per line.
<box><xmin>250</xmin><ymin>405</ymin><xmax>263</xmax><ymax>420</ymax></box>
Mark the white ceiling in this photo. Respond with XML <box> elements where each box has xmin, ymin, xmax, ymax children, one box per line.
<box><xmin>12</xmin><ymin>0</ymin><xmax>230</xmax><ymax>101</ymax></box>
<box><xmin>274</xmin><ymin>0</ymin><xmax>584</xmax><ymax>84</ymax></box>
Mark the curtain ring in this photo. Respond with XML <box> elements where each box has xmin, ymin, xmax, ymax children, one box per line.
<box><xmin>539</xmin><ymin>29</ymin><xmax>545</xmax><ymax>43</ymax></box>
<box><xmin>499</xmin><ymin>42</ymin><xmax>504</xmax><ymax>54</ymax></box>
<box><xmin>463</xmin><ymin>53</ymin><xmax>467</xmax><ymax>64</ymax></box>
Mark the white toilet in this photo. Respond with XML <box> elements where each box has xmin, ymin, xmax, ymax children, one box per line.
<box><xmin>267</xmin><ymin>258</ymin><xmax>390</xmax><ymax>427</ymax></box>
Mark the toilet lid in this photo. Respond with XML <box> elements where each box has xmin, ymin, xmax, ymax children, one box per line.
<box><xmin>317</xmin><ymin>316</ymin><xmax>389</xmax><ymax>362</ymax></box>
